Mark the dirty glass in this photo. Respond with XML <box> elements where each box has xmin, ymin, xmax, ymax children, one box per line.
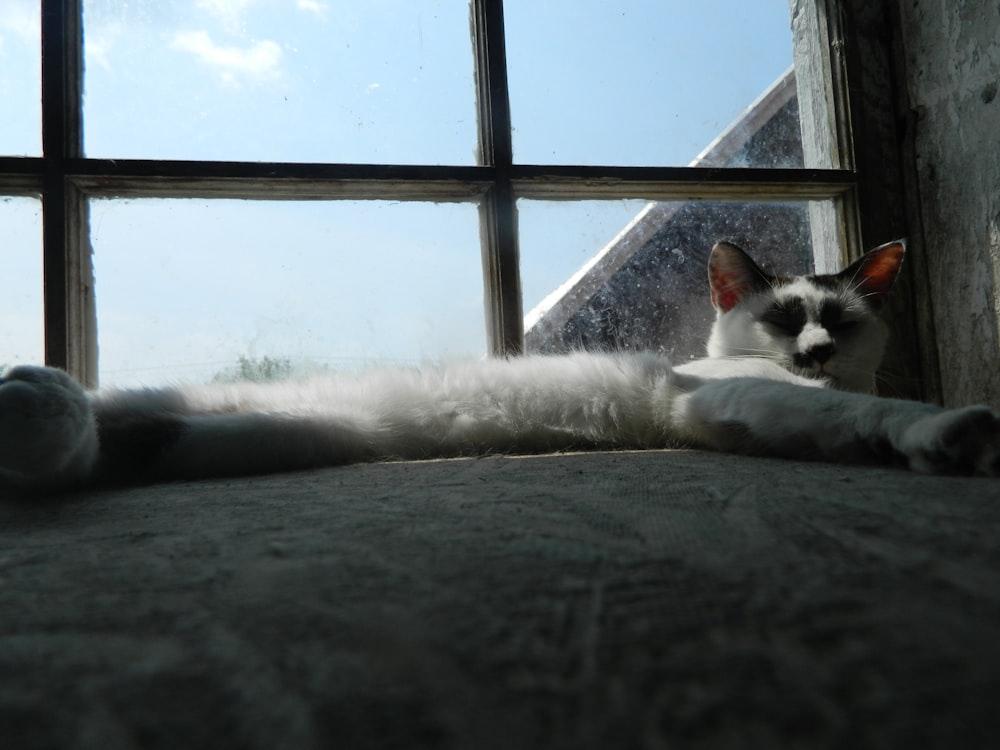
<box><xmin>0</xmin><ymin>197</ymin><xmax>44</xmax><ymax>367</ymax></box>
<box><xmin>0</xmin><ymin>0</ymin><xmax>42</xmax><ymax>156</ymax></box>
<box><xmin>504</xmin><ymin>0</ymin><xmax>800</xmax><ymax>168</ymax></box>
<box><xmin>521</xmin><ymin>199</ymin><xmax>826</xmax><ymax>361</ymax></box>
<box><xmin>89</xmin><ymin>199</ymin><xmax>484</xmax><ymax>386</ymax></box>
<box><xmin>82</xmin><ymin>0</ymin><xmax>478</xmax><ymax>164</ymax></box>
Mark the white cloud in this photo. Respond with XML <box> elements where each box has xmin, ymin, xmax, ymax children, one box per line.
<box><xmin>86</xmin><ymin>36</ymin><xmax>112</xmax><ymax>72</ymax></box>
<box><xmin>85</xmin><ymin>22</ymin><xmax>125</xmax><ymax>73</ymax></box>
<box><xmin>172</xmin><ymin>30</ymin><xmax>282</xmax><ymax>86</ymax></box>
<box><xmin>296</xmin><ymin>0</ymin><xmax>329</xmax><ymax>18</ymax></box>
<box><xmin>195</xmin><ymin>0</ymin><xmax>258</xmax><ymax>35</ymax></box>
<box><xmin>0</xmin><ymin>0</ymin><xmax>40</xmax><ymax>45</ymax></box>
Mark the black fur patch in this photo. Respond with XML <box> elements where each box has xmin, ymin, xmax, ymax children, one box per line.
<box><xmin>819</xmin><ymin>300</ymin><xmax>844</xmax><ymax>330</ymax></box>
<box><xmin>762</xmin><ymin>298</ymin><xmax>806</xmax><ymax>335</ymax></box>
<box><xmin>807</xmin><ymin>274</ymin><xmax>846</xmax><ymax>293</ymax></box>
<box><xmin>95</xmin><ymin>413</ymin><xmax>186</xmax><ymax>484</ymax></box>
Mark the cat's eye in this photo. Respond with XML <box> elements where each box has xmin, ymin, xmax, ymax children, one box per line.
<box><xmin>763</xmin><ymin>316</ymin><xmax>800</xmax><ymax>335</ymax></box>
<box><xmin>820</xmin><ymin>302</ymin><xmax>861</xmax><ymax>335</ymax></box>
<box><xmin>762</xmin><ymin>306</ymin><xmax>805</xmax><ymax>335</ymax></box>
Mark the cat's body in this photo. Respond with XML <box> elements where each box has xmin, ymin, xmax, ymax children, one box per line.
<box><xmin>2</xmin><ymin>239</ymin><xmax>998</xmax><ymax>493</ymax></box>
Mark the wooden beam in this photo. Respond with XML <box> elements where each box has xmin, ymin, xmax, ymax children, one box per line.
<box><xmin>473</xmin><ymin>0</ymin><xmax>523</xmax><ymax>355</ymax></box>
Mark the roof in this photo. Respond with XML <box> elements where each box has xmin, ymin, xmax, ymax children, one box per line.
<box><xmin>524</xmin><ymin>68</ymin><xmax>806</xmax><ymax>358</ymax></box>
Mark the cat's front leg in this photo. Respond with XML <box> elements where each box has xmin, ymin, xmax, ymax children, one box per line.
<box><xmin>0</xmin><ymin>366</ymin><xmax>99</xmax><ymax>491</ymax></box>
<box><xmin>672</xmin><ymin>376</ymin><xmax>1000</xmax><ymax>476</ymax></box>
<box><xmin>897</xmin><ymin>406</ymin><xmax>1000</xmax><ymax>476</ymax></box>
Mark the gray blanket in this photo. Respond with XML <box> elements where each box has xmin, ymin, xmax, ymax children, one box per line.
<box><xmin>3</xmin><ymin>450</ymin><xmax>999</xmax><ymax>748</ymax></box>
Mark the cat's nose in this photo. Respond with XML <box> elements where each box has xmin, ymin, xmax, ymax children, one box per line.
<box><xmin>809</xmin><ymin>343</ymin><xmax>835</xmax><ymax>364</ymax></box>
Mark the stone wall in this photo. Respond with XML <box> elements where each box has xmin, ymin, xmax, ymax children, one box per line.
<box><xmin>898</xmin><ymin>0</ymin><xmax>1000</xmax><ymax>407</ymax></box>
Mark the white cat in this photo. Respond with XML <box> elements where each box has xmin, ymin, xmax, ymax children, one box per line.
<box><xmin>1</xmin><ymin>239</ymin><xmax>998</xmax><ymax>493</ymax></box>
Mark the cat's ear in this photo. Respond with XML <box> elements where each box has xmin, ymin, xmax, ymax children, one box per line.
<box><xmin>709</xmin><ymin>241</ymin><xmax>771</xmax><ymax>312</ymax></box>
<box><xmin>839</xmin><ymin>239</ymin><xmax>906</xmax><ymax>309</ymax></box>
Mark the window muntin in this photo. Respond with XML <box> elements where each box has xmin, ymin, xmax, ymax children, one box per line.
<box><xmin>0</xmin><ymin>0</ymin><xmax>42</xmax><ymax>156</ymax></box>
<box><xmin>5</xmin><ymin>0</ymin><xmax>858</xmax><ymax>385</ymax></box>
<box><xmin>90</xmin><ymin>199</ymin><xmax>484</xmax><ymax>386</ymax></box>
<box><xmin>82</xmin><ymin>0</ymin><xmax>478</xmax><ymax>164</ymax></box>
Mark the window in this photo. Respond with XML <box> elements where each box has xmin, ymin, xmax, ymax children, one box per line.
<box><xmin>90</xmin><ymin>198</ymin><xmax>484</xmax><ymax>386</ymax></box>
<box><xmin>83</xmin><ymin>0</ymin><xmax>478</xmax><ymax>164</ymax></box>
<box><xmin>0</xmin><ymin>196</ymin><xmax>44</xmax><ymax>367</ymax></box>
<box><xmin>2</xmin><ymin>0</ymin><xmax>865</xmax><ymax>388</ymax></box>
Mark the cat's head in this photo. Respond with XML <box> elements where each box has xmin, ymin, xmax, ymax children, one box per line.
<box><xmin>705</xmin><ymin>239</ymin><xmax>905</xmax><ymax>392</ymax></box>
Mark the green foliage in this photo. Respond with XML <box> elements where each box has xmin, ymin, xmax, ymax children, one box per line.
<box><xmin>212</xmin><ymin>355</ymin><xmax>294</xmax><ymax>384</ymax></box>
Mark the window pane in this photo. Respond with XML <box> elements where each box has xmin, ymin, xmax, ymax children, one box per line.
<box><xmin>0</xmin><ymin>197</ymin><xmax>44</xmax><ymax>367</ymax></box>
<box><xmin>505</xmin><ymin>1</ymin><xmax>801</xmax><ymax>168</ymax></box>
<box><xmin>90</xmin><ymin>199</ymin><xmax>484</xmax><ymax>387</ymax></box>
<box><xmin>0</xmin><ymin>0</ymin><xmax>41</xmax><ymax>156</ymax></box>
<box><xmin>83</xmin><ymin>0</ymin><xmax>477</xmax><ymax>164</ymax></box>
<box><xmin>521</xmin><ymin>199</ymin><xmax>825</xmax><ymax>361</ymax></box>
<box><xmin>519</xmin><ymin>199</ymin><xmax>651</xmax><ymax>316</ymax></box>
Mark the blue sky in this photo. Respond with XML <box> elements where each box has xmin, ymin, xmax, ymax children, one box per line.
<box><xmin>1</xmin><ymin>0</ymin><xmax>795</xmax><ymax>385</ymax></box>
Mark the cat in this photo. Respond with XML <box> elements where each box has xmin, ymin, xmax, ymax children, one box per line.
<box><xmin>1</xmin><ymin>239</ymin><xmax>998</xmax><ymax>494</ymax></box>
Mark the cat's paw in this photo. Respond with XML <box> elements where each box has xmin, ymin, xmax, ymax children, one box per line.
<box><xmin>900</xmin><ymin>406</ymin><xmax>1000</xmax><ymax>477</ymax></box>
<box><xmin>0</xmin><ymin>366</ymin><xmax>98</xmax><ymax>490</ymax></box>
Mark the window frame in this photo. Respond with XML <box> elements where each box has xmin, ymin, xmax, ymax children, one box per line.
<box><xmin>2</xmin><ymin>0</ymin><xmax>885</xmax><ymax>391</ymax></box>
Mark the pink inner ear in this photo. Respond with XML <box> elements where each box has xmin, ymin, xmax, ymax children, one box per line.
<box><xmin>852</xmin><ymin>240</ymin><xmax>905</xmax><ymax>306</ymax></box>
<box><xmin>709</xmin><ymin>242</ymin><xmax>763</xmax><ymax>313</ymax></box>
<box><xmin>710</xmin><ymin>267</ymin><xmax>743</xmax><ymax>312</ymax></box>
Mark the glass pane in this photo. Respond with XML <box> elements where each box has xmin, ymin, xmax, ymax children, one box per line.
<box><xmin>521</xmin><ymin>199</ymin><xmax>823</xmax><ymax>360</ymax></box>
<box><xmin>90</xmin><ymin>199</ymin><xmax>484</xmax><ymax>387</ymax></box>
<box><xmin>0</xmin><ymin>0</ymin><xmax>42</xmax><ymax>156</ymax></box>
<box><xmin>0</xmin><ymin>197</ymin><xmax>44</xmax><ymax>367</ymax></box>
<box><xmin>519</xmin><ymin>199</ymin><xmax>650</xmax><ymax>317</ymax></box>
<box><xmin>505</xmin><ymin>1</ymin><xmax>801</xmax><ymax>168</ymax></box>
<box><xmin>83</xmin><ymin>0</ymin><xmax>477</xmax><ymax>164</ymax></box>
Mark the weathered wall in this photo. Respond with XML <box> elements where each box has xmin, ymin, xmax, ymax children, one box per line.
<box><xmin>897</xmin><ymin>0</ymin><xmax>1000</xmax><ymax>407</ymax></box>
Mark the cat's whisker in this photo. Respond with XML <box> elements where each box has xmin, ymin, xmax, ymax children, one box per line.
<box><xmin>7</xmin><ymin>237</ymin><xmax>995</xmax><ymax>492</ymax></box>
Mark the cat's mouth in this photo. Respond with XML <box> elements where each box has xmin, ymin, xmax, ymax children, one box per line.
<box><xmin>789</xmin><ymin>351</ymin><xmax>840</xmax><ymax>382</ymax></box>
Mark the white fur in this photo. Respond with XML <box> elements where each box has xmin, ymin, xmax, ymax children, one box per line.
<box><xmin>0</xmin><ymin>367</ymin><xmax>98</xmax><ymax>490</ymax></box>
<box><xmin>1</xmin><ymin>252</ymin><xmax>998</xmax><ymax>492</ymax></box>
<box><xmin>707</xmin><ymin>276</ymin><xmax>888</xmax><ymax>393</ymax></box>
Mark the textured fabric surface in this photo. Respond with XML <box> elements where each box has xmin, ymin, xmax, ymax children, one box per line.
<box><xmin>2</xmin><ymin>449</ymin><xmax>1000</xmax><ymax>748</ymax></box>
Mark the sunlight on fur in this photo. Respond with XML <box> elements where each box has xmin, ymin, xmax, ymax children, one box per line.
<box><xmin>2</xmin><ymin>239</ymin><xmax>998</xmax><ymax>493</ymax></box>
